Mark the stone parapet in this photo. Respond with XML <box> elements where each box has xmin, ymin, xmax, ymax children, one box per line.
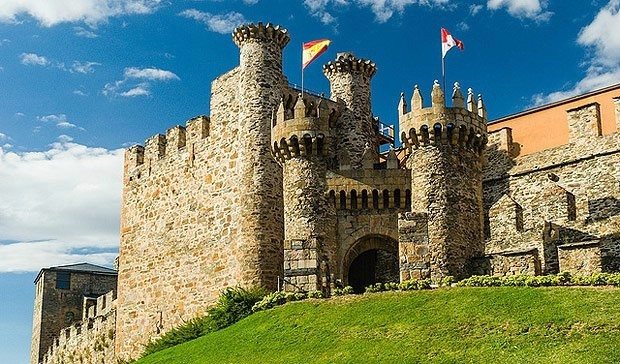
<box><xmin>124</xmin><ymin>116</ymin><xmax>210</xmax><ymax>172</ymax></box>
<box><xmin>399</xmin><ymin>82</ymin><xmax>487</xmax><ymax>155</ymax></box>
<box><xmin>322</xmin><ymin>52</ymin><xmax>377</xmax><ymax>78</ymax></box>
<box><xmin>41</xmin><ymin>291</ymin><xmax>116</xmax><ymax>364</ymax></box>
<box><xmin>232</xmin><ymin>22</ymin><xmax>290</xmax><ymax>49</ymax></box>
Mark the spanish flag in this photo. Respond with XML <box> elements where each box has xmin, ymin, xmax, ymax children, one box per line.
<box><xmin>302</xmin><ymin>39</ymin><xmax>331</xmax><ymax>69</ymax></box>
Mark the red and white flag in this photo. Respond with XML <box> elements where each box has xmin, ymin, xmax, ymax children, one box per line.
<box><xmin>302</xmin><ymin>39</ymin><xmax>331</xmax><ymax>69</ymax></box>
<box><xmin>441</xmin><ymin>28</ymin><xmax>464</xmax><ymax>59</ymax></box>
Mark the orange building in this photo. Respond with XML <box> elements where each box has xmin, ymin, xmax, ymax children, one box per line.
<box><xmin>489</xmin><ymin>83</ymin><xmax>620</xmax><ymax>156</ymax></box>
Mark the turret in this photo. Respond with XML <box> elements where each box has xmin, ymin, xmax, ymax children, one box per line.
<box><xmin>233</xmin><ymin>23</ymin><xmax>290</xmax><ymax>289</ymax></box>
<box><xmin>398</xmin><ymin>81</ymin><xmax>488</xmax><ymax>280</ymax></box>
<box><xmin>272</xmin><ymin>93</ymin><xmax>343</xmax><ymax>293</ymax></box>
<box><xmin>323</xmin><ymin>52</ymin><xmax>377</xmax><ymax>168</ymax></box>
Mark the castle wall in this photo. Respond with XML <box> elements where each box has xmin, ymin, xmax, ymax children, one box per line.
<box><xmin>115</xmin><ymin>71</ymin><xmax>247</xmax><ymax>360</ymax></box>
<box><xmin>115</xmin><ymin>23</ymin><xmax>291</xmax><ymax>360</ymax></box>
<box><xmin>483</xmin><ymin>104</ymin><xmax>620</xmax><ymax>275</ymax></box>
<box><xmin>31</xmin><ymin>270</ymin><xmax>117</xmax><ymax>364</ymax></box>
<box><xmin>41</xmin><ymin>292</ymin><xmax>116</xmax><ymax>364</ymax></box>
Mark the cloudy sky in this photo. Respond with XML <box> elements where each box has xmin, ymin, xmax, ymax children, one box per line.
<box><xmin>1</xmin><ymin>0</ymin><xmax>619</xmax><ymax>362</ymax></box>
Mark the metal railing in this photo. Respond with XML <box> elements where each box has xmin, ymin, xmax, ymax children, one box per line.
<box><xmin>287</xmin><ymin>82</ymin><xmax>328</xmax><ymax>99</ymax></box>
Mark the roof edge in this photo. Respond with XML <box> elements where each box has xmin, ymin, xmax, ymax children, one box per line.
<box><xmin>489</xmin><ymin>82</ymin><xmax>620</xmax><ymax>125</ymax></box>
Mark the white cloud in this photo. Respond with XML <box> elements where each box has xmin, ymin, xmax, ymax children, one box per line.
<box><xmin>0</xmin><ymin>132</ymin><xmax>10</xmax><ymax>141</ymax></box>
<box><xmin>243</xmin><ymin>0</ymin><xmax>259</xmax><ymax>4</ymax></box>
<box><xmin>577</xmin><ymin>0</ymin><xmax>620</xmax><ymax>68</ymax></box>
<box><xmin>120</xmin><ymin>84</ymin><xmax>151</xmax><ymax>97</ymax></box>
<box><xmin>0</xmin><ymin>0</ymin><xmax>162</xmax><ymax>27</ymax></box>
<box><xmin>0</xmin><ymin>138</ymin><xmax>124</xmax><ymax>272</ymax></box>
<box><xmin>104</xmin><ymin>67</ymin><xmax>179</xmax><ymax>98</ymax></box>
<box><xmin>73</xmin><ymin>26</ymin><xmax>98</xmax><ymax>38</ymax></box>
<box><xmin>457</xmin><ymin>21</ymin><xmax>469</xmax><ymax>31</ymax></box>
<box><xmin>37</xmin><ymin>114</ymin><xmax>84</xmax><ymax>130</ymax></box>
<box><xmin>71</xmin><ymin>61</ymin><xmax>101</xmax><ymax>74</ymax></box>
<box><xmin>179</xmin><ymin>9</ymin><xmax>247</xmax><ymax>34</ymax></box>
<box><xmin>470</xmin><ymin>4</ymin><xmax>483</xmax><ymax>15</ymax></box>
<box><xmin>487</xmin><ymin>0</ymin><xmax>552</xmax><ymax>21</ymax></box>
<box><xmin>20</xmin><ymin>52</ymin><xmax>49</xmax><ymax>66</ymax></box>
<box><xmin>73</xmin><ymin>89</ymin><xmax>88</xmax><ymax>96</ymax></box>
<box><xmin>532</xmin><ymin>1</ymin><xmax>620</xmax><ymax>105</ymax></box>
<box><xmin>124</xmin><ymin>67</ymin><xmax>179</xmax><ymax>81</ymax></box>
<box><xmin>303</xmin><ymin>0</ymin><xmax>449</xmax><ymax>24</ymax></box>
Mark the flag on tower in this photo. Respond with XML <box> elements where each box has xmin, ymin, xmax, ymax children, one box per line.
<box><xmin>302</xmin><ymin>39</ymin><xmax>331</xmax><ymax>69</ymax></box>
<box><xmin>441</xmin><ymin>28</ymin><xmax>464</xmax><ymax>58</ymax></box>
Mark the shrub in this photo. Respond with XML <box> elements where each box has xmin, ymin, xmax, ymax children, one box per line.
<box><xmin>142</xmin><ymin>316</ymin><xmax>213</xmax><ymax>356</ymax></box>
<box><xmin>142</xmin><ymin>286</ymin><xmax>266</xmax><ymax>357</ymax></box>
<box><xmin>208</xmin><ymin>287</ymin><xmax>267</xmax><ymax>330</ymax></box>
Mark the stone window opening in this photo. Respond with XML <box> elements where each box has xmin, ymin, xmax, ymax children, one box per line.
<box><xmin>56</xmin><ymin>272</ymin><xmax>71</xmax><ymax>290</ymax></box>
<box><xmin>372</xmin><ymin>190</ymin><xmax>379</xmax><ymax>209</ymax></box>
<box><xmin>394</xmin><ymin>189</ymin><xmax>401</xmax><ymax>208</ymax></box>
<box><xmin>351</xmin><ymin>190</ymin><xmax>358</xmax><ymax>209</ymax></box>
<box><xmin>328</xmin><ymin>190</ymin><xmax>336</xmax><ymax>207</ymax></box>
<box><xmin>339</xmin><ymin>191</ymin><xmax>347</xmax><ymax>209</ymax></box>
<box><xmin>361</xmin><ymin>190</ymin><xmax>369</xmax><ymax>209</ymax></box>
<box><xmin>382</xmin><ymin>190</ymin><xmax>390</xmax><ymax>209</ymax></box>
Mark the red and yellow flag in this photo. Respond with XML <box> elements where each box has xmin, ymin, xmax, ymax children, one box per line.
<box><xmin>302</xmin><ymin>39</ymin><xmax>331</xmax><ymax>69</ymax></box>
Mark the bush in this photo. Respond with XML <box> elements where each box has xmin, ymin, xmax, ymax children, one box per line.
<box><xmin>252</xmin><ymin>291</ymin><xmax>308</xmax><ymax>312</ymax></box>
<box><xmin>332</xmin><ymin>286</ymin><xmax>355</xmax><ymax>296</ymax></box>
<box><xmin>456</xmin><ymin>273</ymin><xmax>620</xmax><ymax>288</ymax></box>
<box><xmin>208</xmin><ymin>287</ymin><xmax>267</xmax><ymax>330</ymax></box>
<box><xmin>142</xmin><ymin>286</ymin><xmax>266</xmax><ymax>357</ymax></box>
<box><xmin>142</xmin><ymin>316</ymin><xmax>213</xmax><ymax>356</ymax></box>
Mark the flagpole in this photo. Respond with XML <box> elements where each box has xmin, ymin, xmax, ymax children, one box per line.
<box><xmin>442</xmin><ymin>54</ymin><xmax>446</xmax><ymax>92</ymax></box>
<box><xmin>301</xmin><ymin>42</ymin><xmax>304</xmax><ymax>97</ymax></box>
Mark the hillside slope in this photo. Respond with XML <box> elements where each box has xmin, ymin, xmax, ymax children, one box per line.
<box><xmin>136</xmin><ymin>287</ymin><xmax>620</xmax><ymax>364</ymax></box>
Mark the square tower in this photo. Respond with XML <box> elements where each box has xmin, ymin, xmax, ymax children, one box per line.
<box><xmin>30</xmin><ymin>263</ymin><xmax>117</xmax><ymax>364</ymax></box>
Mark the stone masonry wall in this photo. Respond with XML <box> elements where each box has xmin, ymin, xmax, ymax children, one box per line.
<box><xmin>484</xmin><ymin>102</ymin><xmax>620</xmax><ymax>276</ymax></box>
<box><xmin>115</xmin><ymin>24</ymin><xmax>291</xmax><ymax>360</ymax></box>
<box><xmin>41</xmin><ymin>292</ymin><xmax>116</xmax><ymax>364</ymax></box>
<box><xmin>31</xmin><ymin>271</ymin><xmax>117</xmax><ymax>364</ymax></box>
<box><xmin>324</xmin><ymin>53</ymin><xmax>377</xmax><ymax>168</ymax></box>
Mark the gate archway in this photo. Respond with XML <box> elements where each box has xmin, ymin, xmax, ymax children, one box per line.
<box><xmin>342</xmin><ymin>235</ymin><xmax>399</xmax><ymax>293</ymax></box>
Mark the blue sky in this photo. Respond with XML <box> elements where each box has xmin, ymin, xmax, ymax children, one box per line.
<box><xmin>1</xmin><ymin>0</ymin><xmax>619</xmax><ymax>362</ymax></box>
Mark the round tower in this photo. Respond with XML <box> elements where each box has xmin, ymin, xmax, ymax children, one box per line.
<box><xmin>323</xmin><ymin>52</ymin><xmax>377</xmax><ymax>168</ymax></box>
<box><xmin>398</xmin><ymin>81</ymin><xmax>488</xmax><ymax>280</ymax></box>
<box><xmin>271</xmin><ymin>94</ymin><xmax>341</xmax><ymax>293</ymax></box>
<box><xmin>233</xmin><ymin>23</ymin><xmax>290</xmax><ymax>289</ymax></box>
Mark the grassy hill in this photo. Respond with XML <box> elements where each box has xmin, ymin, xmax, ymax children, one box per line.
<box><xmin>136</xmin><ymin>287</ymin><xmax>620</xmax><ymax>364</ymax></box>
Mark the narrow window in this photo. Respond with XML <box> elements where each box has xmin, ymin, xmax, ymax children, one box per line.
<box><xmin>351</xmin><ymin>190</ymin><xmax>358</xmax><ymax>209</ymax></box>
<box><xmin>405</xmin><ymin>189</ymin><xmax>412</xmax><ymax>210</ymax></box>
<box><xmin>394</xmin><ymin>189</ymin><xmax>401</xmax><ymax>208</ymax></box>
<box><xmin>340</xmin><ymin>191</ymin><xmax>347</xmax><ymax>209</ymax></box>
<box><xmin>361</xmin><ymin>190</ymin><xmax>369</xmax><ymax>209</ymax></box>
<box><xmin>56</xmin><ymin>272</ymin><xmax>70</xmax><ymax>290</ymax></box>
<box><xmin>383</xmin><ymin>190</ymin><xmax>390</xmax><ymax>209</ymax></box>
<box><xmin>372</xmin><ymin>190</ymin><xmax>379</xmax><ymax>209</ymax></box>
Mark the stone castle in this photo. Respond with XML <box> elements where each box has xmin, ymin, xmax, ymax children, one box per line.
<box><xmin>31</xmin><ymin>22</ymin><xmax>620</xmax><ymax>363</ymax></box>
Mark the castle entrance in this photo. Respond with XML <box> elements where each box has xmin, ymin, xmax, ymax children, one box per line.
<box><xmin>343</xmin><ymin>235</ymin><xmax>399</xmax><ymax>293</ymax></box>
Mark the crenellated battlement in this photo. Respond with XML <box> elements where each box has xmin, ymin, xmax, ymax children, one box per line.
<box><xmin>233</xmin><ymin>22</ymin><xmax>290</xmax><ymax>49</ymax></box>
<box><xmin>124</xmin><ymin>115</ymin><xmax>210</xmax><ymax>171</ymax></box>
<box><xmin>271</xmin><ymin>93</ymin><xmax>343</xmax><ymax>162</ymax></box>
<box><xmin>323</xmin><ymin>52</ymin><xmax>377</xmax><ymax>78</ymax></box>
<box><xmin>41</xmin><ymin>291</ymin><xmax>116</xmax><ymax>364</ymax></box>
<box><xmin>399</xmin><ymin>81</ymin><xmax>488</xmax><ymax>154</ymax></box>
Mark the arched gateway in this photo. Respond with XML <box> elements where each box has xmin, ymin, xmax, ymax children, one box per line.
<box><xmin>342</xmin><ymin>235</ymin><xmax>399</xmax><ymax>293</ymax></box>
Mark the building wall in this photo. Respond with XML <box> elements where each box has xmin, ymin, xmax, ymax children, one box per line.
<box><xmin>115</xmin><ymin>23</ymin><xmax>290</xmax><ymax>360</ymax></box>
<box><xmin>31</xmin><ymin>271</ymin><xmax>117</xmax><ymax>364</ymax></box>
<box><xmin>483</xmin><ymin>102</ymin><xmax>620</xmax><ymax>275</ymax></box>
<box><xmin>488</xmin><ymin>84</ymin><xmax>620</xmax><ymax>155</ymax></box>
<box><xmin>41</xmin><ymin>292</ymin><xmax>116</xmax><ymax>364</ymax></box>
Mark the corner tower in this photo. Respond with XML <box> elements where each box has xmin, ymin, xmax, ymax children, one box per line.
<box><xmin>398</xmin><ymin>82</ymin><xmax>488</xmax><ymax>280</ymax></box>
<box><xmin>233</xmin><ymin>23</ymin><xmax>289</xmax><ymax>289</ymax></box>
<box><xmin>323</xmin><ymin>52</ymin><xmax>377</xmax><ymax>168</ymax></box>
<box><xmin>272</xmin><ymin>94</ymin><xmax>342</xmax><ymax>293</ymax></box>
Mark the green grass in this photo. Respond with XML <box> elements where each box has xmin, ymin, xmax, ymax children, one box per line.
<box><xmin>136</xmin><ymin>287</ymin><xmax>620</xmax><ymax>364</ymax></box>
